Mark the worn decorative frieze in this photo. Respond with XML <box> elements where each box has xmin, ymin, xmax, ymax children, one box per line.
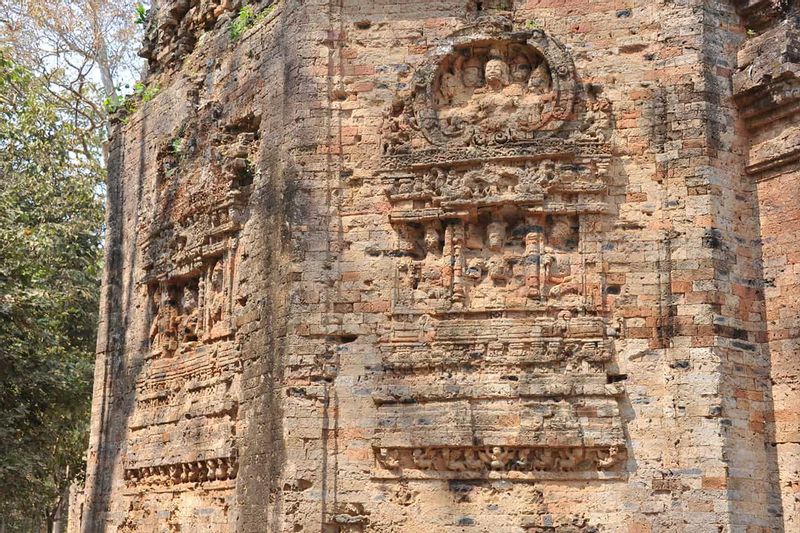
<box><xmin>123</xmin><ymin>456</ymin><xmax>239</xmax><ymax>487</ymax></box>
<box><xmin>373</xmin><ymin>445</ymin><xmax>624</xmax><ymax>480</ymax></box>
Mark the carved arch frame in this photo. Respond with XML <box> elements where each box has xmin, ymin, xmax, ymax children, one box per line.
<box><xmin>406</xmin><ymin>17</ymin><xmax>579</xmax><ymax>147</ymax></box>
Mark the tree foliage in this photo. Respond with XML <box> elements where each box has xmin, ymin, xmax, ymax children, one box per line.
<box><xmin>0</xmin><ymin>0</ymin><xmax>146</xmax><ymax>145</ymax></box>
<box><xmin>0</xmin><ymin>53</ymin><xmax>105</xmax><ymax>531</ymax></box>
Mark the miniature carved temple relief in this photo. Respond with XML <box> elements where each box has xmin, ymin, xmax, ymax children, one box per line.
<box><xmin>373</xmin><ymin>17</ymin><xmax>622</xmax><ymax>481</ymax></box>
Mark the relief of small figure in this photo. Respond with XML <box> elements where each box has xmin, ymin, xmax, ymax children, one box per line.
<box><xmin>179</xmin><ymin>284</ymin><xmax>200</xmax><ymax>344</ymax></box>
<box><xmin>484</xmin><ymin>52</ymin><xmax>511</xmax><ymax>92</ymax></box>
<box><xmin>208</xmin><ymin>261</ymin><xmax>225</xmax><ymax>324</ymax></box>
<box><xmin>461</xmin><ymin>55</ymin><xmax>484</xmax><ymax>89</ymax></box>
<box><xmin>532</xmin><ymin>448</ymin><xmax>556</xmax><ymax>471</ymax></box>
<box><xmin>486</xmin><ymin>221</ymin><xmax>506</xmax><ymax>252</ymax></box>
<box><xmin>376</xmin><ymin>448</ymin><xmax>400</xmax><ymax>470</ymax></box>
<box><xmin>527</xmin><ymin>58</ymin><xmax>552</xmax><ymax>96</ymax></box>
<box><xmin>554</xmin><ymin>448</ymin><xmax>585</xmax><ymax>472</ymax></box>
<box><xmin>197</xmin><ymin>461</ymin><xmax>208</xmax><ymax>482</ymax></box>
<box><xmin>524</xmin><ymin>229</ymin><xmax>543</xmax><ymax>299</ymax></box>
<box><xmin>543</xmin><ymin>219</ymin><xmax>581</xmax><ymax>302</ymax></box>
<box><xmin>438</xmin><ymin>68</ymin><xmax>463</xmax><ymax>106</ymax></box>
<box><xmin>512</xmin><ymin>448</ymin><xmax>532</xmax><ymax>471</ymax></box>
<box><xmin>417</xmin><ymin>224</ymin><xmax>445</xmax><ymax>300</ymax></box>
<box><xmin>188</xmin><ymin>462</ymin><xmax>200</xmax><ymax>482</ymax></box>
<box><xmin>149</xmin><ymin>285</ymin><xmax>180</xmax><ymax>356</ymax></box>
<box><xmin>579</xmin><ymin>96</ymin><xmax>612</xmax><ymax>142</ymax></box>
<box><xmin>516</xmin><ymin>57</ymin><xmax>555</xmax><ymax>130</ymax></box>
<box><xmin>597</xmin><ymin>445</ymin><xmax>624</xmax><ymax>470</ymax></box>
<box><xmin>207</xmin><ymin>459</ymin><xmax>217</xmax><ymax>481</ymax></box>
<box><xmin>465</xmin><ymin>253</ymin><xmax>485</xmax><ymax>277</ymax></box>
<box><xmin>480</xmin><ymin>446</ymin><xmax>511</xmax><ymax>471</ymax></box>
<box><xmin>382</xmin><ymin>113</ymin><xmax>411</xmax><ymax>155</ymax></box>
<box><xmin>206</xmin><ymin>259</ymin><xmax>233</xmax><ymax>339</ymax></box>
<box><xmin>216</xmin><ymin>458</ymin><xmax>229</xmax><ymax>480</ymax></box>
<box><xmin>228</xmin><ymin>459</ymin><xmax>239</xmax><ymax>479</ymax></box>
<box><xmin>476</xmin><ymin>52</ymin><xmax>517</xmax><ymax>132</ymax></box>
<box><xmin>443</xmin><ymin>448</ymin><xmax>467</xmax><ymax>471</ymax></box>
<box><xmin>463</xmin><ymin>449</ymin><xmax>484</xmax><ymax>471</ymax></box>
<box><xmin>487</xmin><ymin>256</ymin><xmax>511</xmax><ymax>284</ymax></box>
<box><xmin>411</xmin><ymin>448</ymin><xmax>434</xmax><ymax>469</ymax></box>
<box><xmin>509</xmin><ymin>53</ymin><xmax>533</xmax><ymax>85</ymax></box>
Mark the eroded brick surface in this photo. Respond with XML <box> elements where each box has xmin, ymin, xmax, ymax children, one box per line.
<box><xmin>71</xmin><ymin>1</ymin><xmax>800</xmax><ymax>531</ymax></box>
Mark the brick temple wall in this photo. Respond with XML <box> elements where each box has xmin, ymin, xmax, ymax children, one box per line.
<box><xmin>733</xmin><ymin>5</ymin><xmax>800</xmax><ymax>529</ymax></box>
<box><xmin>73</xmin><ymin>1</ymin><xmax>799</xmax><ymax>532</ymax></box>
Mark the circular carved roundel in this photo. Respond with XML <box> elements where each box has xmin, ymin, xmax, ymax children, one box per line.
<box><xmin>408</xmin><ymin>19</ymin><xmax>578</xmax><ymax>147</ymax></box>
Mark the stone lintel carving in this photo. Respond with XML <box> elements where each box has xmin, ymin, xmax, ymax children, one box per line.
<box><xmin>373</xmin><ymin>375</ymin><xmax>624</xmax><ymax>405</ymax></box>
<box><xmin>373</xmin><ymin>395</ymin><xmax>625</xmax><ymax>449</ymax></box>
<box><xmin>372</xmin><ymin>445</ymin><xmax>625</xmax><ymax>479</ymax></box>
<box><xmin>131</xmin><ymin>376</ymin><xmax>237</xmax><ymax>428</ymax></box>
<box><xmin>384</xmin><ymin>157</ymin><xmax>609</xmax><ymax>218</ymax></box>
<box><xmin>380</xmin><ymin>140</ymin><xmax>610</xmax><ymax>171</ymax></box>
<box><xmin>141</xmin><ymin>195</ymin><xmax>248</xmax><ymax>281</ymax></box>
<box><xmin>381</xmin><ymin>313</ymin><xmax>613</xmax><ymax>349</ymax></box>
<box><xmin>378</xmin><ymin>339</ymin><xmax>613</xmax><ymax>374</ymax></box>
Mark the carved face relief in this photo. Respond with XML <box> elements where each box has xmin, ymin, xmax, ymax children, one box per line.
<box><xmin>439</xmin><ymin>71</ymin><xmax>461</xmax><ymax>104</ymax></box>
<box><xmin>462</xmin><ymin>56</ymin><xmax>484</xmax><ymax>88</ymax></box>
<box><xmin>485</xmin><ymin>57</ymin><xmax>510</xmax><ymax>90</ymax></box>
<box><xmin>528</xmin><ymin>61</ymin><xmax>551</xmax><ymax>95</ymax></box>
<box><xmin>510</xmin><ymin>54</ymin><xmax>532</xmax><ymax>84</ymax></box>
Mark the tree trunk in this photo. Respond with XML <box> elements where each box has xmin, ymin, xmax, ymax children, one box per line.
<box><xmin>88</xmin><ymin>0</ymin><xmax>117</xmax><ymax>102</ymax></box>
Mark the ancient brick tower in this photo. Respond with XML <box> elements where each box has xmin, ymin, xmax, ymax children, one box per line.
<box><xmin>71</xmin><ymin>1</ymin><xmax>800</xmax><ymax>531</ymax></box>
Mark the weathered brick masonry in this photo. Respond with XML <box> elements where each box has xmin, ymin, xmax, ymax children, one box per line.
<box><xmin>71</xmin><ymin>0</ymin><xmax>800</xmax><ymax>531</ymax></box>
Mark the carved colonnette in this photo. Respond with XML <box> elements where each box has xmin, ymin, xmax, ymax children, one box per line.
<box><xmin>372</xmin><ymin>18</ymin><xmax>623</xmax><ymax>482</ymax></box>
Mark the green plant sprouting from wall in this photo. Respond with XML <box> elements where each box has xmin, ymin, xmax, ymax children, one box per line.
<box><xmin>134</xmin><ymin>3</ymin><xmax>149</xmax><ymax>25</ymax></box>
<box><xmin>103</xmin><ymin>81</ymin><xmax>160</xmax><ymax>121</ymax></box>
<box><xmin>230</xmin><ymin>3</ymin><xmax>277</xmax><ymax>40</ymax></box>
